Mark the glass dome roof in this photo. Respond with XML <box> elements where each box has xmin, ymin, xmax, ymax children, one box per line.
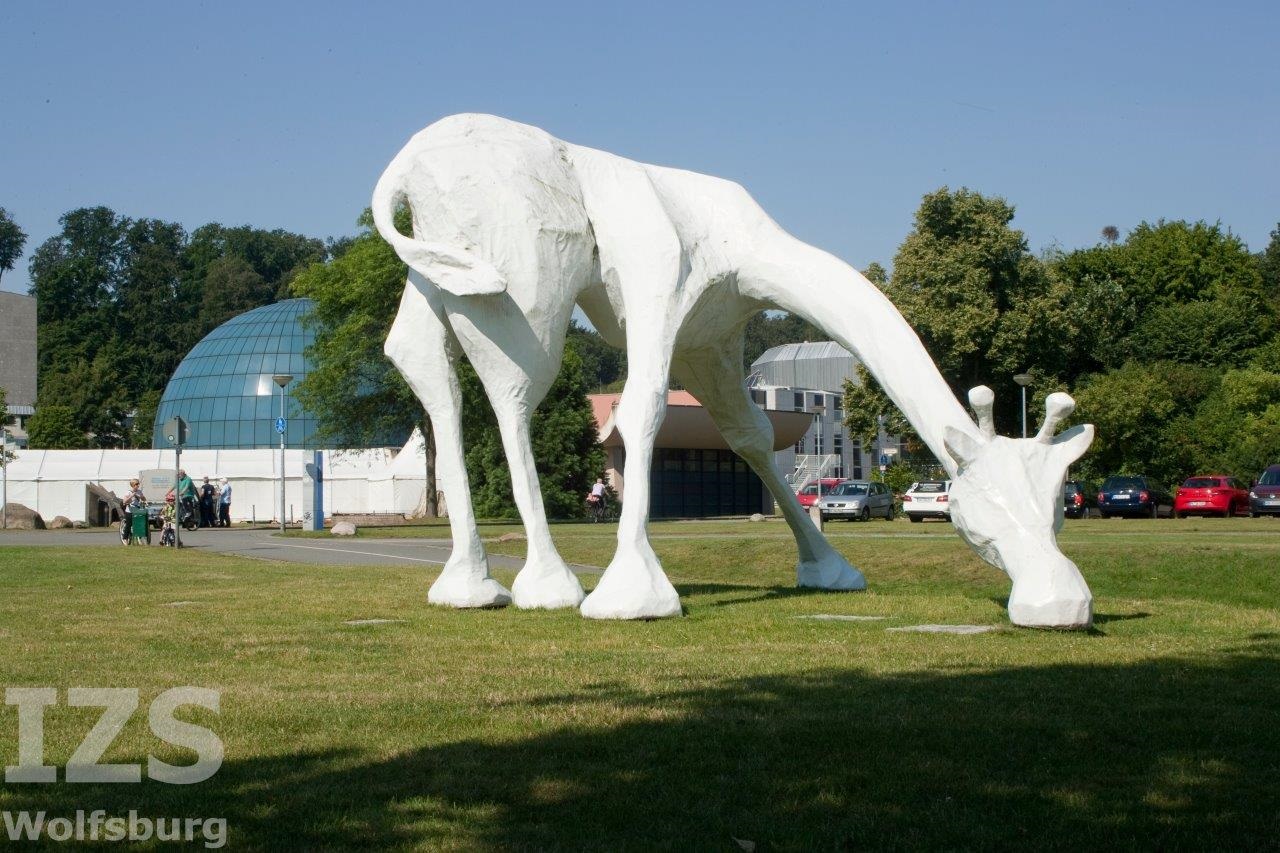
<box><xmin>153</xmin><ymin>299</ymin><xmax>319</xmax><ymax>449</ymax></box>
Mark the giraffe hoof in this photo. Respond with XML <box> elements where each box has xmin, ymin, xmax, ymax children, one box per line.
<box><xmin>797</xmin><ymin>552</ymin><xmax>866</xmax><ymax>591</ymax></box>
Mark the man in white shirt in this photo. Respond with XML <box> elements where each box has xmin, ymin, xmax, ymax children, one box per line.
<box><xmin>217</xmin><ymin>478</ymin><xmax>233</xmax><ymax>528</ymax></box>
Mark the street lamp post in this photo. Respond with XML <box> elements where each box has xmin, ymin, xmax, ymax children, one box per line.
<box><xmin>1013</xmin><ymin>373</ymin><xmax>1033</xmax><ymax>438</ymax></box>
<box><xmin>272</xmin><ymin>374</ymin><xmax>293</xmax><ymax>533</ymax></box>
<box><xmin>1</xmin><ymin>426</ymin><xmax>9</xmax><ymax>530</ymax></box>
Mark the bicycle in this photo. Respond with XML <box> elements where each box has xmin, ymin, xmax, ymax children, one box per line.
<box><xmin>586</xmin><ymin>496</ymin><xmax>608</xmax><ymax>523</ymax></box>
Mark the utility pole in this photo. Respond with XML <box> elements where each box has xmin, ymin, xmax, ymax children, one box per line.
<box><xmin>164</xmin><ymin>417</ymin><xmax>187</xmax><ymax>548</ymax></box>
<box><xmin>1</xmin><ymin>426</ymin><xmax>9</xmax><ymax>530</ymax></box>
<box><xmin>273</xmin><ymin>375</ymin><xmax>293</xmax><ymax>533</ymax></box>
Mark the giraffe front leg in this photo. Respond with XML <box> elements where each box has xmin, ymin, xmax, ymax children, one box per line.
<box><xmin>385</xmin><ymin>277</ymin><xmax>511</xmax><ymax>609</ymax></box>
<box><xmin>580</xmin><ymin>345</ymin><xmax>681</xmax><ymax>620</ymax></box>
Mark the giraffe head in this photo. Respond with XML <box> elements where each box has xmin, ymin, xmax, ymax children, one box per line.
<box><xmin>943</xmin><ymin>387</ymin><xmax>1095</xmax><ymax>629</ymax></box>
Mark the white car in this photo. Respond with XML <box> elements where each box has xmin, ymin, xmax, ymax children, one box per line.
<box><xmin>903</xmin><ymin>480</ymin><xmax>951</xmax><ymax>523</ymax></box>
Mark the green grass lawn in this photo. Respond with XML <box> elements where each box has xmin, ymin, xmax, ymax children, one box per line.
<box><xmin>1</xmin><ymin>518</ymin><xmax>1278</xmax><ymax>849</ymax></box>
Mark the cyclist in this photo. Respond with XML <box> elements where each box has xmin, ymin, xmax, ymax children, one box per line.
<box><xmin>587</xmin><ymin>478</ymin><xmax>608</xmax><ymax>522</ymax></box>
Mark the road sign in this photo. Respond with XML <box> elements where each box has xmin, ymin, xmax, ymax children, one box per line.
<box><xmin>879</xmin><ymin>454</ymin><xmax>889</xmax><ymax>466</ymax></box>
<box><xmin>164</xmin><ymin>416</ymin><xmax>187</xmax><ymax>446</ymax></box>
<box><xmin>275</xmin><ymin>417</ymin><xmax>287</xmax><ymax>435</ymax></box>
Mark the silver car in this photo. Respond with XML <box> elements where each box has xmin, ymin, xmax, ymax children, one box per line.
<box><xmin>816</xmin><ymin>480</ymin><xmax>894</xmax><ymax>522</ymax></box>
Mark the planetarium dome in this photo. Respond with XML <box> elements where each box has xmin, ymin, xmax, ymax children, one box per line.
<box><xmin>152</xmin><ymin>298</ymin><xmax>320</xmax><ymax>449</ymax></box>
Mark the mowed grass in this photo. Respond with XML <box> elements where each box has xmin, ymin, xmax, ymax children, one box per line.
<box><xmin>1</xmin><ymin>518</ymin><xmax>1278</xmax><ymax>850</ymax></box>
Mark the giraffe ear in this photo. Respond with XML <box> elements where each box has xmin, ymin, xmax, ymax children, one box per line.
<box><xmin>944</xmin><ymin>426</ymin><xmax>983</xmax><ymax>468</ymax></box>
<box><xmin>1052</xmin><ymin>424</ymin><xmax>1094</xmax><ymax>465</ymax></box>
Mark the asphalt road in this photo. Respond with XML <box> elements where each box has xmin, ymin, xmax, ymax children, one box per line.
<box><xmin>0</xmin><ymin>528</ymin><xmax>602</xmax><ymax>574</ymax></box>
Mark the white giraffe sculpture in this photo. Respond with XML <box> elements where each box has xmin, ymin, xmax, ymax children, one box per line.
<box><xmin>375</xmin><ymin>114</ymin><xmax>1096</xmax><ymax>629</ymax></box>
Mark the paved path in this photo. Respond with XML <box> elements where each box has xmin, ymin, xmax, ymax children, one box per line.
<box><xmin>0</xmin><ymin>529</ymin><xmax>602</xmax><ymax>574</ymax></box>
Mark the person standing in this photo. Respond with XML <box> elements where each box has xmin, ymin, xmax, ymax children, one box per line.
<box><xmin>198</xmin><ymin>476</ymin><xmax>216</xmax><ymax>528</ymax></box>
<box><xmin>218</xmin><ymin>478</ymin><xmax>232</xmax><ymax>528</ymax></box>
<box><xmin>120</xmin><ymin>478</ymin><xmax>147</xmax><ymax>544</ymax></box>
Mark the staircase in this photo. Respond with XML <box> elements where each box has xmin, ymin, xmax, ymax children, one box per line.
<box><xmin>788</xmin><ymin>454</ymin><xmax>839</xmax><ymax>491</ymax></box>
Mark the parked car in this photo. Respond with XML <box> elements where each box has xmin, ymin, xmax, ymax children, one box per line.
<box><xmin>1174</xmin><ymin>475</ymin><xmax>1249</xmax><ymax>518</ymax></box>
<box><xmin>1063</xmin><ymin>480</ymin><xmax>1094</xmax><ymax>519</ymax></box>
<box><xmin>1097</xmin><ymin>475</ymin><xmax>1173</xmax><ymax>518</ymax></box>
<box><xmin>796</xmin><ymin>478</ymin><xmax>844</xmax><ymax>508</ymax></box>
<box><xmin>1249</xmin><ymin>464</ymin><xmax>1280</xmax><ymax>517</ymax></box>
<box><xmin>816</xmin><ymin>480</ymin><xmax>894</xmax><ymax>521</ymax></box>
<box><xmin>902</xmin><ymin>480</ymin><xmax>951</xmax><ymax>522</ymax></box>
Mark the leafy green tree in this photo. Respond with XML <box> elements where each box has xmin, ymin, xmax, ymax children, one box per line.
<box><xmin>841</xmin><ymin>366</ymin><xmax>917</xmax><ymax>451</ymax></box>
<box><xmin>1070</xmin><ymin>362</ymin><xmax>1219</xmax><ymax>488</ymax></box>
<box><xmin>1054</xmin><ymin>220</ymin><xmax>1273</xmax><ymax>374</ymax></box>
<box><xmin>1178</xmin><ymin>368</ymin><xmax>1280</xmax><ymax>478</ymax></box>
<box><xmin>882</xmin><ymin>187</ymin><xmax>1065</xmax><ymax>432</ymax></box>
<box><xmin>462</xmin><ymin>345</ymin><xmax>606</xmax><ymax>519</ymax></box>
<box><xmin>1120</xmin><ymin>219</ymin><xmax>1264</xmax><ymax>306</ymax></box>
<box><xmin>197</xmin><ymin>256</ymin><xmax>270</xmax><ymax>335</ymax></box>
<box><xmin>36</xmin><ymin>356</ymin><xmax>129</xmax><ymax>447</ymax></box>
<box><xmin>1130</xmin><ymin>295</ymin><xmax>1268</xmax><ymax>366</ymax></box>
<box><xmin>130</xmin><ymin>389</ymin><xmax>162</xmax><ymax>449</ymax></box>
<box><xmin>0</xmin><ymin>207</ymin><xmax>27</xmax><ymax>286</ymax></box>
<box><xmin>26</xmin><ymin>404</ymin><xmax>84</xmax><ymax>449</ymax></box>
<box><xmin>291</xmin><ymin>210</ymin><xmax>437</xmax><ymax>514</ymax></box>
<box><xmin>1232</xmin><ymin>406</ymin><xmax>1280</xmax><ymax>481</ymax></box>
<box><xmin>567</xmin><ymin>320</ymin><xmax>626</xmax><ymax>391</ymax></box>
<box><xmin>186</xmin><ymin>224</ymin><xmax>326</xmax><ymax>337</ymax></box>
<box><xmin>1259</xmin><ymin>223</ymin><xmax>1280</xmax><ymax>318</ymax></box>
<box><xmin>28</xmin><ymin>207</ymin><xmax>125</xmax><ymax>388</ymax></box>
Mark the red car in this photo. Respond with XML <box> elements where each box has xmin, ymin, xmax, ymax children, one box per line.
<box><xmin>797</xmin><ymin>478</ymin><xmax>844</xmax><ymax>508</ymax></box>
<box><xmin>1174</xmin><ymin>475</ymin><xmax>1250</xmax><ymax>518</ymax></box>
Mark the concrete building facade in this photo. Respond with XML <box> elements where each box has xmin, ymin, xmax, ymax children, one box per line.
<box><xmin>0</xmin><ymin>292</ymin><xmax>38</xmax><ymax>448</ymax></box>
<box><xmin>748</xmin><ymin>341</ymin><xmax>903</xmax><ymax>487</ymax></box>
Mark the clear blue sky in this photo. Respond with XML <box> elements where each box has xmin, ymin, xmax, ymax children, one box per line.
<box><xmin>2</xmin><ymin>1</ymin><xmax>1277</xmax><ymax>294</ymax></box>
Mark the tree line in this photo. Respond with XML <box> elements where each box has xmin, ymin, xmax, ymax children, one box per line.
<box><xmin>844</xmin><ymin>187</ymin><xmax>1280</xmax><ymax>490</ymax></box>
<box><xmin>11</xmin><ymin>189</ymin><xmax>1280</xmax><ymax>504</ymax></box>
<box><xmin>20</xmin><ymin>207</ymin><xmax>333</xmax><ymax>448</ymax></box>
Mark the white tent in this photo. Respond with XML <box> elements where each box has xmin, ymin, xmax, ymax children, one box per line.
<box><xmin>0</xmin><ymin>439</ymin><xmax>426</xmax><ymax>525</ymax></box>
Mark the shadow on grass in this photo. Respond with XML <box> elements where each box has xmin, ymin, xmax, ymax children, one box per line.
<box><xmin>6</xmin><ymin>655</ymin><xmax>1279</xmax><ymax>849</ymax></box>
<box><xmin>676</xmin><ymin>582</ymin><xmax>829</xmax><ymax>608</ymax></box>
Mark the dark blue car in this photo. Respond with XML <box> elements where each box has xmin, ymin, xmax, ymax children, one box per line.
<box><xmin>1098</xmin><ymin>475</ymin><xmax>1173</xmax><ymax>519</ymax></box>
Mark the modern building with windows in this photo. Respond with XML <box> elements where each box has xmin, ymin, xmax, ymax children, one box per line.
<box><xmin>748</xmin><ymin>341</ymin><xmax>903</xmax><ymax>487</ymax></box>
<box><xmin>152</xmin><ymin>298</ymin><xmax>321</xmax><ymax>449</ymax></box>
<box><xmin>0</xmin><ymin>291</ymin><xmax>38</xmax><ymax>448</ymax></box>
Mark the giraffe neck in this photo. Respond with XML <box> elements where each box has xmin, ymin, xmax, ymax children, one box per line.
<box><xmin>746</xmin><ymin>234</ymin><xmax>977</xmax><ymax>477</ymax></box>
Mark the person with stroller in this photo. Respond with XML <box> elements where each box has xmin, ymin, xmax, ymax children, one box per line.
<box><xmin>119</xmin><ymin>478</ymin><xmax>148</xmax><ymax>545</ymax></box>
